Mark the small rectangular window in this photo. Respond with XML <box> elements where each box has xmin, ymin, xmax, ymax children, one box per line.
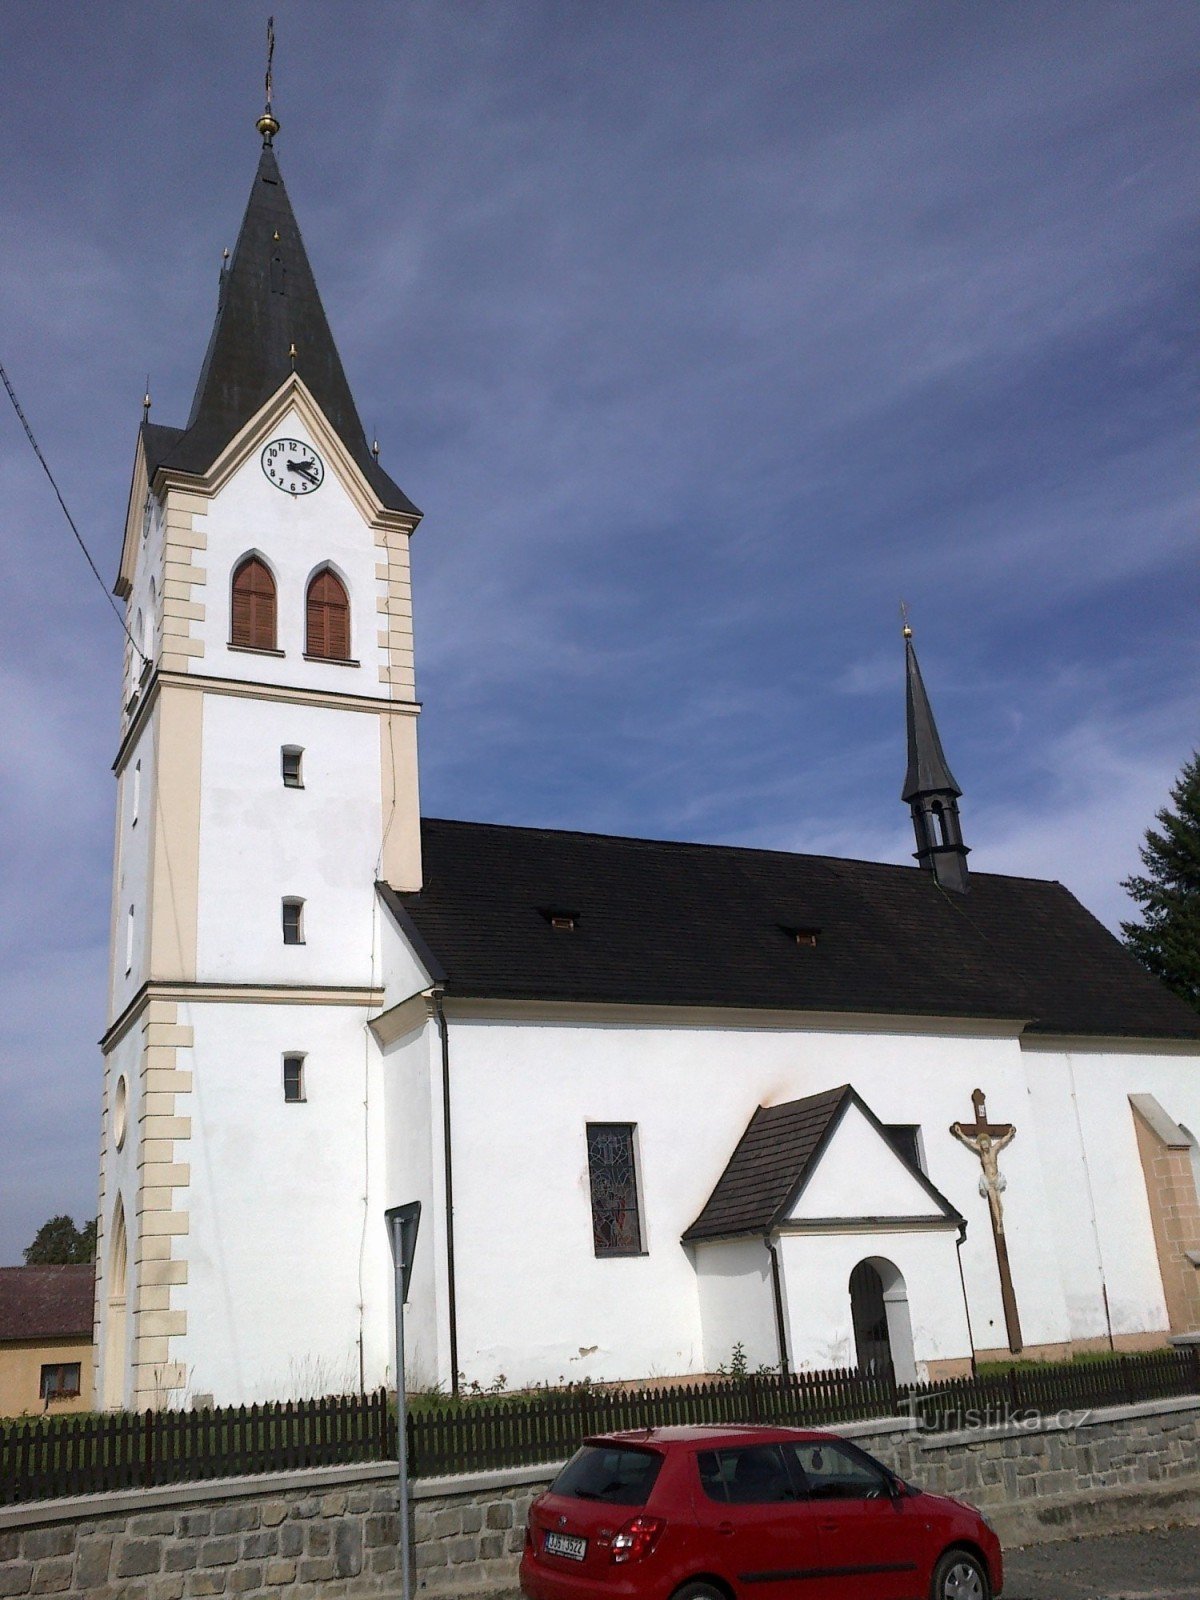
<box><xmin>125</xmin><ymin>906</ymin><xmax>135</xmax><ymax>975</ymax></box>
<box><xmin>131</xmin><ymin>759</ymin><xmax>141</xmax><ymax>826</ymax></box>
<box><xmin>283</xmin><ymin>1055</ymin><xmax>305</xmax><ymax>1103</ymax></box>
<box><xmin>281</xmin><ymin>746</ymin><xmax>304</xmax><ymax>788</ymax></box>
<box><xmin>282</xmin><ymin>898</ymin><xmax>305</xmax><ymax>944</ymax></box>
<box><xmin>40</xmin><ymin>1363</ymin><xmax>82</xmax><ymax>1401</ymax></box>
<box><xmin>586</xmin><ymin>1123</ymin><xmax>644</xmax><ymax>1256</ymax></box>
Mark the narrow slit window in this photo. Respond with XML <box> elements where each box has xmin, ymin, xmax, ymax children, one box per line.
<box><xmin>131</xmin><ymin>760</ymin><xmax>141</xmax><ymax>826</ymax></box>
<box><xmin>283</xmin><ymin>1054</ymin><xmax>305</xmax><ymax>1102</ymax></box>
<box><xmin>125</xmin><ymin>906</ymin><xmax>134</xmax><ymax>975</ymax></box>
<box><xmin>282</xmin><ymin>898</ymin><xmax>305</xmax><ymax>945</ymax></box>
<box><xmin>586</xmin><ymin>1123</ymin><xmax>644</xmax><ymax>1257</ymax></box>
<box><xmin>281</xmin><ymin>746</ymin><xmax>304</xmax><ymax>788</ymax></box>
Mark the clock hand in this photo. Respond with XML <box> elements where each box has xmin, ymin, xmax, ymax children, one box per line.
<box><xmin>287</xmin><ymin>458</ymin><xmax>318</xmax><ymax>482</ymax></box>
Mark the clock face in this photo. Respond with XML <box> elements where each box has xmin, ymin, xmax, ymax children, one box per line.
<box><xmin>261</xmin><ymin>438</ymin><xmax>325</xmax><ymax>495</ymax></box>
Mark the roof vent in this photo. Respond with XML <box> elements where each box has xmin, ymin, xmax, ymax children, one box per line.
<box><xmin>539</xmin><ymin>907</ymin><xmax>579</xmax><ymax>932</ymax></box>
<box><xmin>781</xmin><ymin>925</ymin><xmax>821</xmax><ymax>948</ymax></box>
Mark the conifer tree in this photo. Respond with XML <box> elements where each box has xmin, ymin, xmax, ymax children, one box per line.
<box><xmin>1121</xmin><ymin>750</ymin><xmax>1200</xmax><ymax>1011</ymax></box>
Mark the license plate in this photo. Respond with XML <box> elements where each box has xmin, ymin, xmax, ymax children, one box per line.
<box><xmin>544</xmin><ymin>1530</ymin><xmax>587</xmax><ymax>1561</ymax></box>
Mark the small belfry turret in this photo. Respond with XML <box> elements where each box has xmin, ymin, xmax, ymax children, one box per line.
<box><xmin>901</xmin><ymin>622</ymin><xmax>970</xmax><ymax>893</ymax></box>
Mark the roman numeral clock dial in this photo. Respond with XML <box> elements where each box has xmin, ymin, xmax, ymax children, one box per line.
<box><xmin>261</xmin><ymin>438</ymin><xmax>325</xmax><ymax>494</ymax></box>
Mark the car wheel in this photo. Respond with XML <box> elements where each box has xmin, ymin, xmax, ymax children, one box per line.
<box><xmin>930</xmin><ymin>1548</ymin><xmax>990</xmax><ymax>1600</ymax></box>
<box><xmin>670</xmin><ymin>1583</ymin><xmax>727</xmax><ymax>1600</ymax></box>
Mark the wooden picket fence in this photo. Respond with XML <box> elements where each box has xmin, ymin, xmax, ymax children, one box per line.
<box><xmin>3</xmin><ymin>1347</ymin><xmax>1198</xmax><ymax>1506</ymax></box>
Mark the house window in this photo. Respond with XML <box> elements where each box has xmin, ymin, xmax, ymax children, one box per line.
<box><xmin>305</xmin><ymin>568</ymin><xmax>351</xmax><ymax>660</ymax></box>
<box><xmin>885</xmin><ymin>1124</ymin><xmax>924</xmax><ymax>1172</ymax></box>
<box><xmin>281</xmin><ymin>898</ymin><xmax>305</xmax><ymax>944</ymax></box>
<box><xmin>231</xmin><ymin>555</ymin><xmax>277</xmax><ymax>651</ymax></box>
<box><xmin>281</xmin><ymin>746</ymin><xmax>304</xmax><ymax>788</ymax></box>
<box><xmin>586</xmin><ymin>1123</ymin><xmax>644</xmax><ymax>1256</ymax></box>
<box><xmin>283</xmin><ymin>1054</ymin><xmax>305</xmax><ymax>1102</ymax></box>
<box><xmin>40</xmin><ymin>1363</ymin><xmax>81</xmax><ymax>1401</ymax></box>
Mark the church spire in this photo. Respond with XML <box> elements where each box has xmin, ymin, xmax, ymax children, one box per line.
<box><xmin>901</xmin><ymin>622</ymin><xmax>969</xmax><ymax>893</ymax></box>
<box><xmin>143</xmin><ymin>83</ymin><xmax>418</xmax><ymax>517</ymax></box>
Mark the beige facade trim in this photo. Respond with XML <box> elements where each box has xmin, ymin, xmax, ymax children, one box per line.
<box><xmin>116</xmin><ymin>434</ymin><xmax>151</xmax><ymax>600</ymax></box>
<box><xmin>438</xmin><ymin>996</ymin><xmax>1029</xmax><ymax>1037</ymax></box>
<box><xmin>1130</xmin><ymin>1097</ymin><xmax>1200</xmax><ymax>1336</ymax></box>
<box><xmin>102</xmin><ymin>981</ymin><xmax>386</xmax><ymax>1053</ymax></box>
<box><xmin>146</xmin><ymin>683</ymin><xmax>203</xmax><ymax>984</ymax></box>
<box><xmin>369</xmin><ymin>989</ymin><xmax>437</xmax><ymax>1047</ymax></box>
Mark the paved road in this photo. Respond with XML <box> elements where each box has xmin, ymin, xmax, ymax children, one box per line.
<box><xmin>1004</xmin><ymin>1525</ymin><xmax>1200</xmax><ymax>1598</ymax></box>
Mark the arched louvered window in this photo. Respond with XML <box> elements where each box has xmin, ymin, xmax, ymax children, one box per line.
<box><xmin>231</xmin><ymin>556</ymin><xmax>277</xmax><ymax>651</ymax></box>
<box><xmin>305</xmin><ymin>568</ymin><xmax>351</xmax><ymax>661</ymax></box>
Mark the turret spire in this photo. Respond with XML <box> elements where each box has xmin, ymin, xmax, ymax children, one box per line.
<box><xmin>902</xmin><ymin>623</ymin><xmax>969</xmax><ymax>893</ymax></box>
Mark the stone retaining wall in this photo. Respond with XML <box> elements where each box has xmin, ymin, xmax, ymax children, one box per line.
<box><xmin>1</xmin><ymin>1397</ymin><xmax>1198</xmax><ymax>1599</ymax></box>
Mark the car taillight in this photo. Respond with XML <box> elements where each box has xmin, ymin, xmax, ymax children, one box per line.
<box><xmin>610</xmin><ymin>1515</ymin><xmax>665</xmax><ymax>1564</ymax></box>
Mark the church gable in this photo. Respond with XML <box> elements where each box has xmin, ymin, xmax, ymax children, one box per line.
<box><xmin>787</xmin><ymin>1099</ymin><xmax>953</xmax><ymax>1224</ymax></box>
<box><xmin>683</xmin><ymin>1085</ymin><xmax>960</xmax><ymax>1245</ymax></box>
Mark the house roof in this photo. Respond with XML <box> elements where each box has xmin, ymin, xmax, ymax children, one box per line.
<box><xmin>392</xmin><ymin>817</ymin><xmax>1200</xmax><ymax>1039</ymax></box>
<box><xmin>0</xmin><ymin>1265</ymin><xmax>94</xmax><ymax>1343</ymax></box>
<box><xmin>144</xmin><ymin>143</ymin><xmax>418</xmax><ymax>517</ymax></box>
<box><xmin>682</xmin><ymin>1084</ymin><xmax>962</xmax><ymax>1243</ymax></box>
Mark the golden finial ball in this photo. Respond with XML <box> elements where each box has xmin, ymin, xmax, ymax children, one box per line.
<box><xmin>256</xmin><ymin>111</ymin><xmax>280</xmax><ymax>142</ymax></box>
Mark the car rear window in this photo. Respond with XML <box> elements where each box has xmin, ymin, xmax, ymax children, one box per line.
<box><xmin>550</xmin><ymin>1444</ymin><xmax>663</xmax><ymax>1506</ymax></box>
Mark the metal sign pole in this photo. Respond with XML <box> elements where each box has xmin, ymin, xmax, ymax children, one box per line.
<box><xmin>385</xmin><ymin>1203</ymin><xmax>421</xmax><ymax>1600</ymax></box>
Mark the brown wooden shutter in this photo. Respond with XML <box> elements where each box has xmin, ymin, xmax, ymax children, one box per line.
<box><xmin>231</xmin><ymin>557</ymin><xmax>276</xmax><ymax>650</ymax></box>
<box><xmin>306</xmin><ymin>568</ymin><xmax>350</xmax><ymax>659</ymax></box>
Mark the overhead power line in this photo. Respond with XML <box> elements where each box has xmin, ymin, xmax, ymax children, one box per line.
<box><xmin>1</xmin><ymin>358</ymin><xmax>146</xmax><ymax>662</ymax></box>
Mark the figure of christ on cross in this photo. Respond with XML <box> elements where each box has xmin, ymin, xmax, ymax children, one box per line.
<box><xmin>951</xmin><ymin>1088</ymin><xmax>1023</xmax><ymax>1354</ymax></box>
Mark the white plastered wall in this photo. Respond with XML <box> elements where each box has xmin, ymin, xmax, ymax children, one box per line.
<box><xmin>1023</xmin><ymin>1042</ymin><xmax>1200</xmax><ymax>1342</ymax></box>
<box><xmin>424</xmin><ymin>1012</ymin><xmax>1072</xmax><ymax>1388</ymax></box>
<box><xmin>195</xmin><ymin>694</ymin><xmax>383</xmax><ymax>986</ymax></box>
<box><xmin>172</xmin><ymin>1000</ymin><xmax>392</xmax><ymax>1406</ymax></box>
<box><xmin>789</xmin><ymin>1101</ymin><xmax>945</xmax><ymax>1221</ymax></box>
<box><xmin>693</xmin><ymin>1238</ymin><xmax>779</xmax><ymax>1372</ymax></box>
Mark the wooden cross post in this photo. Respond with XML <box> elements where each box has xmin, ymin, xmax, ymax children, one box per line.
<box><xmin>951</xmin><ymin>1087</ymin><xmax>1023</xmax><ymax>1354</ymax></box>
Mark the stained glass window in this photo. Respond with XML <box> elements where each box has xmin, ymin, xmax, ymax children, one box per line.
<box><xmin>586</xmin><ymin>1123</ymin><xmax>643</xmax><ymax>1256</ymax></box>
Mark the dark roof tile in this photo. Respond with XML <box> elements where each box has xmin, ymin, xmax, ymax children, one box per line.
<box><xmin>0</xmin><ymin>1265</ymin><xmax>94</xmax><ymax>1342</ymax></box>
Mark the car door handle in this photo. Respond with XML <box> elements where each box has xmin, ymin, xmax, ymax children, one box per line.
<box><xmin>716</xmin><ymin>1522</ymin><xmax>734</xmax><ymax>1536</ymax></box>
<box><xmin>819</xmin><ymin>1520</ymin><xmax>839</xmax><ymax>1533</ymax></box>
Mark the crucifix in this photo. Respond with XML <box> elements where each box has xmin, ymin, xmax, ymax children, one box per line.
<box><xmin>951</xmin><ymin>1088</ymin><xmax>1023</xmax><ymax>1354</ymax></box>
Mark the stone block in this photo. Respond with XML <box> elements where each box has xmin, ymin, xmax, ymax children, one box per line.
<box><xmin>0</xmin><ymin>1538</ymin><xmax>16</xmax><ymax>1565</ymax></box>
<box><xmin>334</xmin><ymin>1522</ymin><xmax>364</xmax><ymax>1578</ymax></box>
<box><xmin>240</xmin><ymin>1531</ymin><xmax>278</xmax><ymax>1560</ymax></box>
<box><xmin>30</xmin><ymin>1559</ymin><xmax>73</xmax><ymax>1596</ymax></box>
<box><xmin>479</xmin><ymin>1534</ymin><xmax>505</xmax><ymax>1559</ymax></box>
<box><xmin>263</xmin><ymin>1559</ymin><xmax>297</xmax><ymax>1587</ymax></box>
<box><xmin>278</xmin><ymin>1525</ymin><xmax>304</xmax><ymax>1559</ymax></box>
<box><xmin>413</xmin><ymin>1544</ymin><xmax>444</xmax><ymax>1571</ymax></box>
<box><xmin>197</xmin><ymin>1537</ymin><xmax>238</xmax><ymax>1569</ymax></box>
<box><xmin>430</xmin><ymin>1509</ymin><xmax>460</xmax><ymax>1539</ymax></box>
<box><xmin>259</xmin><ymin>1503</ymin><xmax>287</xmax><ymax>1529</ymax></box>
<box><xmin>307</xmin><ymin>1524</ymin><xmax>332</xmax><ymax>1556</ymax></box>
<box><xmin>130</xmin><ymin>1514</ymin><xmax>178</xmax><ymax>1537</ymax></box>
<box><xmin>21</xmin><ymin>1529</ymin><xmax>74</xmax><ymax>1562</ymax></box>
<box><xmin>446</xmin><ymin>1536</ymin><xmax>477</xmax><ymax>1565</ymax></box>
<box><xmin>507</xmin><ymin>1528</ymin><xmax>526</xmax><ymax>1553</ymax></box>
<box><xmin>460</xmin><ymin>1506</ymin><xmax>483</xmax><ymax>1535</ymax></box>
<box><xmin>321</xmin><ymin>1490</ymin><xmax>348</xmax><ymax>1516</ymax></box>
<box><xmin>226</xmin><ymin>1565</ymin><xmax>262</xmax><ymax>1593</ymax></box>
<box><xmin>371</xmin><ymin>1488</ymin><xmax>397</xmax><ymax>1512</ymax></box>
<box><xmin>116</xmin><ymin>1539</ymin><xmax>164</xmax><ymax>1578</ymax></box>
<box><xmin>76</xmin><ymin>1536</ymin><xmax>114</xmax><ymax>1586</ymax></box>
<box><xmin>347</xmin><ymin>1491</ymin><xmax>372</xmax><ymax>1513</ymax></box>
<box><xmin>292</xmin><ymin>1498</ymin><xmax>321</xmax><ymax>1520</ymax></box>
<box><xmin>148</xmin><ymin>1579</ymin><xmax>186</xmax><ymax>1600</ymax></box>
<box><xmin>485</xmin><ymin>1502</ymin><xmax>514</xmax><ymax>1530</ymax></box>
<box><xmin>165</xmin><ymin>1544</ymin><xmax>199</xmax><ymax>1573</ymax></box>
<box><xmin>298</xmin><ymin>1557</ymin><xmax>335</xmax><ymax>1582</ymax></box>
<box><xmin>184</xmin><ymin>1575</ymin><xmax>227</xmax><ymax>1598</ymax></box>
<box><xmin>364</xmin><ymin>1514</ymin><xmax>397</xmax><ymax>1548</ymax></box>
<box><xmin>212</xmin><ymin>1506</ymin><xmax>259</xmax><ymax>1536</ymax></box>
<box><xmin>177</xmin><ymin>1514</ymin><xmax>212</xmax><ymax>1540</ymax></box>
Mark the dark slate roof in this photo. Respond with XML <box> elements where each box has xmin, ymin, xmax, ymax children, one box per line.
<box><xmin>682</xmin><ymin>1085</ymin><xmax>961</xmax><ymax>1243</ymax></box>
<box><xmin>148</xmin><ymin>144</ymin><xmax>418</xmax><ymax>517</ymax></box>
<box><xmin>393</xmin><ymin>818</ymin><xmax>1200</xmax><ymax>1039</ymax></box>
<box><xmin>902</xmin><ymin>635</ymin><xmax>960</xmax><ymax>801</ymax></box>
<box><xmin>0</xmin><ymin>1265</ymin><xmax>94</xmax><ymax>1342</ymax></box>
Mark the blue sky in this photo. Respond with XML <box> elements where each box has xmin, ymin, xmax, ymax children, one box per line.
<box><xmin>1</xmin><ymin>1</ymin><xmax>1196</xmax><ymax>1265</ymax></box>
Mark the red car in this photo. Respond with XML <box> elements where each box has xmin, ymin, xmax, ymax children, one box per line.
<box><xmin>520</xmin><ymin>1425</ymin><xmax>1001</xmax><ymax>1600</ymax></box>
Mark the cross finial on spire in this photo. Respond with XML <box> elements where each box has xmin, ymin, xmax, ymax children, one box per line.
<box><xmin>255</xmin><ymin>16</ymin><xmax>280</xmax><ymax>145</ymax></box>
<box><xmin>142</xmin><ymin>378</ymin><xmax>151</xmax><ymax>419</ymax></box>
<box><xmin>900</xmin><ymin>598</ymin><xmax>912</xmax><ymax>640</ymax></box>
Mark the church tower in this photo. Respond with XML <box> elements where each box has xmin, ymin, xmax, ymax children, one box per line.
<box><xmin>901</xmin><ymin>625</ymin><xmax>970</xmax><ymax>894</ymax></box>
<box><xmin>95</xmin><ymin>105</ymin><xmax>422</xmax><ymax>1408</ymax></box>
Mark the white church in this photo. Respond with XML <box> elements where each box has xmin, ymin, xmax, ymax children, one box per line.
<box><xmin>94</xmin><ymin>107</ymin><xmax>1200</xmax><ymax>1411</ymax></box>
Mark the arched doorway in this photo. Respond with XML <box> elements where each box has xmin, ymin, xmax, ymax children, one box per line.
<box><xmin>849</xmin><ymin>1257</ymin><xmax>917</xmax><ymax>1384</ymax></box>
<box><xmin>102</xmin><ymin>1200</ymin><xmax>128</xmax><ymax>1410</ymax></box>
